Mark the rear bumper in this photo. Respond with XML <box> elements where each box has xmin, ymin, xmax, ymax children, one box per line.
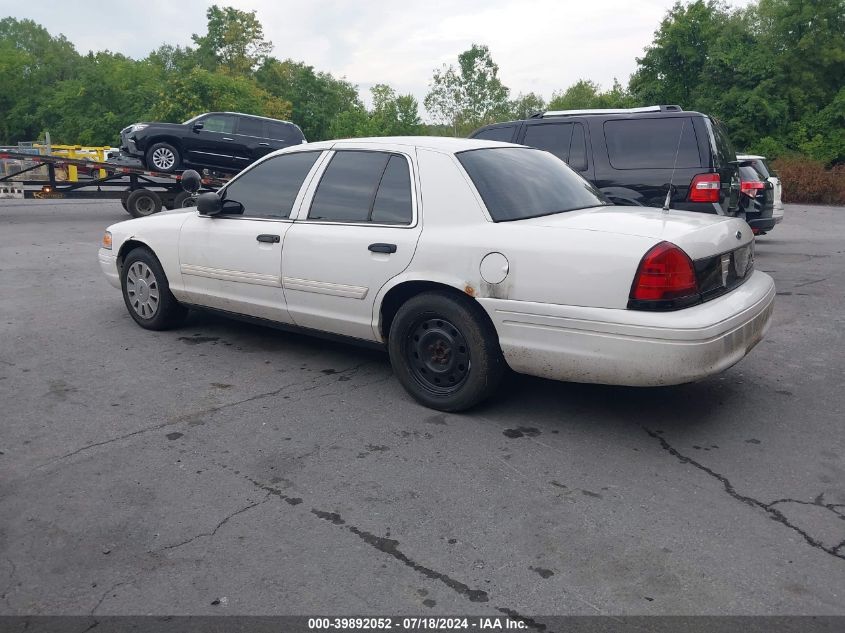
<box><xmin>748</xmin><ymin>216</ymin><xmax>777</xmax><ymax>231</ymax></box>
<box><xmin>478</xmin><ymin>271</ymin><xmax>775</xmax><ymax>387</ymax></box>
<box><xmin>98</xmin><ymin>249</ymin><xmax>121</xmax><ymax>289</ymax></box>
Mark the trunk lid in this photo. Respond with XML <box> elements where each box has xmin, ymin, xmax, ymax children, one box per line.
<box><xmin>516</xmin><ymin>205</ymin><xmax>753</xmax><ymax>260</ymax></box>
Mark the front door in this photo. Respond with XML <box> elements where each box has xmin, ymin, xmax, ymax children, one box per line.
<box><xmin>282</xmin><ymin>149</ymin><xmax>421</xmax><ymax>341</ymax></box>
<box><xmin>186</xmin><ymin>114</ymin><xmax>238</xmax><ymax>171</ymax></box>
<box><xmin>178</xmin><ymin>149</ymin><xmax>326</xmax><ymax>322</ymax></box>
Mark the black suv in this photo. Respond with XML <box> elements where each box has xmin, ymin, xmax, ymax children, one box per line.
<box><xmin>119</xmin><ymin>112</ymin><xmax>306</xmax><ymax>174</ymax></box>
<box><xmin>470</xmin><ymin>105</ymin><xmax>742</xmax><ymax>217</ymax></box>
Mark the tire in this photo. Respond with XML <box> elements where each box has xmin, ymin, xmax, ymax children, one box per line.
<box><xmin>145</xmin><ymin>142</ymin><xmax>181</xmax><ymax>173</ymax></box>
<box><xmin>120</xmin><ymin>247</ymin><xmax>188</xmax><ymax>331</ymax></box>
<box><xmin>125</xmin><ymin>188</ymin><xmax>162</xmax><ymax>218</ymax></box>
<box><xmin>388</xmin><ymin>291</ymin><xmax>505</xmax><ymax>412</ymax></box>
<box><xmin>120</xmin><ymin>193</ymin><xmax>130</xmax><ymax>213</ymax></box>
<box><xmin>173</xmin><ymin>191</ymin><xmax>197</xmax><ymax>208</ymax></box>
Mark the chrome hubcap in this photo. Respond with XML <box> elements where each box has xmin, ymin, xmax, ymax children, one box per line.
<box><xmin>126</xmin><ymin>262</ymin><xmax>160</xmax><ymax>319</ymax></box>
<box><xmin>152</xmin><ymin>148</ymin><xmax>175</xmax><ymax>170</ymax></box>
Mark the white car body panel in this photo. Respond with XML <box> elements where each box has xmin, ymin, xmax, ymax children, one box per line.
<box><xmin>100</xmin><ymin>137</ymin><xmax>775</xmax><ymax>388</ymax></box>
<box><xmin>738</xmin><ymin>154</ymin><xmax>784</xmax><ymax>220</ymax></box>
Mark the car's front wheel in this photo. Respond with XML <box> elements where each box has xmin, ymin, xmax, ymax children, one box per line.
<box><xmin>145</xmin><ymin>142</ymin><xmax>181</xmax><ymax>173</ymax></box>
<box><xmin>121</xmin><ymin>248</ymin><xmax>188</xmax><ymax>330</ymax></box>
<box><xmin>388</xmin><ymin>291</ymin><xmax>505</xmax><ymax>412</ymax></box>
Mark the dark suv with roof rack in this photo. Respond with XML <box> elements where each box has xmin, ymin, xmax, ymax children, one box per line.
<box><xmin>119</xmin><ymin>111</ymin><xmax>306</xmax><ymax>174</ymax></box>
<box><xmin>470</xmin><ymin>105</ymin><xmax>742</xmax><ymax>217</ymax></box>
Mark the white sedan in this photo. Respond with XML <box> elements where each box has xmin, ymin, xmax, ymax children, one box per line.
<box><xmin>99</xmin><ymin>137</ymin><xmax>775</xmax><ymax>411</ymax></box>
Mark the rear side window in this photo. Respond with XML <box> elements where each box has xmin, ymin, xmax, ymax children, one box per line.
<box><xmin>237</xmin><ymin>116</ymin><xmax>265</xmax><ymax>137</ymax></box>
<box><xmin>457</xmin><ymin>147</ymin><xmax>608</xmax><ymax>222</ymax></box>
<box><xmin>269</xmin><ymin>121</ymin><xmax>304</xmax><ymax>143</ymax></box>
<box><xmin>604</xmin><ymin>118</ymin><xmax>701</xmax><ymax>169</ymax></box>
<box><xmin>201</xmin><ymin>115</ymin><xmax>235</xmax><ymax>134</ymax></box>
<box><xmin>222</xmin><ymin>151</ymin><xmax>321</xmax><ymax>219</ymax></box>
<box><xmin>309</xmin><ymin>151</ymin><xmax>413</xmax><ymax>224</ymax></box>
<box><xmin>472</xmin><ymin>126</ymin><xmax>516</xmax><ymax>142</ymax></box>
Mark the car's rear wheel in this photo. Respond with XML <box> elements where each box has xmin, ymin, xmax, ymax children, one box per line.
<box><xmin>388</xmin><ymin>291</ymin><xmax>505</xmax><ymax>412</ymax></box>
<box><xmin>146</xmin><ymin>142</ymin><xmax>181</xmax><ymax>173</ymax></box>
<box><xmin>121</xmin><ymin>248</ymin><xmax>187</xmax><ymax>330</ymax></box>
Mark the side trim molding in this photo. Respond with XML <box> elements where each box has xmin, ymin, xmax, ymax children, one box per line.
<box><xmin>283</xmin><ymin>276</ymin><xmax>368</xmax><ymax>300</ymax></box>
<box><xmin>181</xmin><ymin>264</ymin><xmax>281</xmax><ymax>287</ymax></box>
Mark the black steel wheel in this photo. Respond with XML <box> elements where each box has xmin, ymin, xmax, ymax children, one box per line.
<box><xmin>388</xmin><ymin>290</ymin><xmax>505</xmax><ymax>412</ymax></box>
<box><xmin>406</xmin><ymin>316</ymin><xmax>471</xmax><ymax>396</ymax></box>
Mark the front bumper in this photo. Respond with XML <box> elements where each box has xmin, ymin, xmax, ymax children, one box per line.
<box><xmin>478</xmin><ymin>270</ymin><xmax>775</xmax><ymax>387</ymax></box>
<box><xmin>119</xmin><ymin>130</ymin><xmax>142</xmax><ymax>157</ymax></box>
<box><xmin>98</xmin><ymin>249</ymin><xmax>121</xmax><ymax>289</ymax></box>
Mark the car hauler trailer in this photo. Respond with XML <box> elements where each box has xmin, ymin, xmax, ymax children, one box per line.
<box><xmin>0</xmin><ymin>150</ymin><xmax>228</xmax><ymax>217</ymax></box>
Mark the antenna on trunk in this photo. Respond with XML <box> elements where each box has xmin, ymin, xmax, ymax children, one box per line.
<box><xmin>663</xmin><ymin>118</ymin><xmax>687</xmax><ymax>212</ymax></box>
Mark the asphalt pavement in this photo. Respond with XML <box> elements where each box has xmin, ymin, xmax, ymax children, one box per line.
<box><xmin>0</xmin><ymin>199</ymin><xmax>843</xmax><ymax>617</ymax></box>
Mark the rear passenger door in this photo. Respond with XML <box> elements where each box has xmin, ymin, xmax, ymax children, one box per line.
<box><xmin>282</xmin><ymin>148</ymin><xmax>422</xmax><ymax>341</ymax></box>
<box><xmin>187</xmin><ymin>114</ymin><xmax>237</xmax><ymax>170</ymax></box>
<box><xmin>518</xmin><ymin>121</ymin><xmax>591</xmax><ymax>178</ymax></box>
<box><xmin>232</xmin><ymin>116</ymin><xmax>269</xmax><ymax>168</ymax></box>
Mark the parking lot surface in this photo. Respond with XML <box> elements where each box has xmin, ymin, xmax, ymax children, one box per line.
<box><xmin>1</xmin><ymin>199</ymin><xmax>843</xmax><ymax>616</ymax></box>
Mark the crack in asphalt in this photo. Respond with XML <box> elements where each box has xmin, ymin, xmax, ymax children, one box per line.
<box><xmin>32</xmin><ymin>361</ymin><xmax>376</xmax><ymax>471</ymax></box>
<box><xmin>644</xmin><ymin>427</ymin><xmax>845</xmax><ymax>561</ymax></box>
<box><xmin>90</xmin><ymin>579</ymin><xmax>130</xmax><ymax>616</ymax></box>
<box><xmin>1</xmin><ymin>556</ymin><xmax>17</xmax><ymax>609</ymax></box>
<box><xmin>768</xmin><ymin>494</ymin><xmax>845</xmax><ymax>519</ymax></box>
<box><xmin>242</xmin><ymin>475</ymin><xmax>555</xmax><ymax>629</ymax></box>
<box><xmin>160</xmin><ymin>496</ymin><xmax>271</xmax><ymax>551</ymax></box>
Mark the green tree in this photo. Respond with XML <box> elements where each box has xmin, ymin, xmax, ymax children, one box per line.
<box><xmin>192</xmin><ymin>5</ymin><xmax>273</xmax><ymax>76</ymax></box>
<box><xmin>508</xmin><ymin>92</ymin><xmax>546</xmax><ymax>119</ymax></box>
<box><xmin>329</xmin><ymin>84</ymin><xmax>423</xmax><ymax>138</ymax></box>
<box><xmin>424</xmin><ymin>44</ymin><xmax>510</xmax><ymax>135</ymax></box>
<box><xmin>255</xmin><ymin>59</ymin><xmax>361</xmax><ymax>140</ymax></box>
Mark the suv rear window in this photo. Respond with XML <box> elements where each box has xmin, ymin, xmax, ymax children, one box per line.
<box><xmin>457</xmin><ymin>148</ymin><xmax>608</xmax><ymax>222</ymax></box>
<box><xmin>604</xmin><ymin>118</ymin><xmax>701</xmax><ymax>169</ymax></box>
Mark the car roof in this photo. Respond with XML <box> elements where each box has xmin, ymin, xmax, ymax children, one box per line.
<box><xmin>286</xmin><ymin>136</ymin><xmax>522</xmax><ymax>153</ymax></box>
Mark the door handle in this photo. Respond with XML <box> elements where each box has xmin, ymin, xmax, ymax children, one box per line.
<box><xmin>368</xmin><ymin>243</ymin><xmax>397</xmax><ymax>254</ymax></box>
<box><xmin>222</xmin><ymin>137</ymin><xmax>234</xmax><ymax>141</ymax></box>
<box><xmin>258</xmin><ymin>142</ymin><xmax>270</xmax><ymax>146</ymax></box>
<box><xmin>257</xmin><ymin>234</ymin><xmax>280</xmax><ymax>243</ymax></box>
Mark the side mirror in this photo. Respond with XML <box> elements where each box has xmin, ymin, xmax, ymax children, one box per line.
<box><xmin>180</xmin><ymin>169</ymin><xmax>201</xmax><ymax>193</ymax></box>
<box><xmin>197</xmin><ymin>191</ymin><xmax>222</xmax><ymax>216</ymax></box>
<box><xmin>192</xmin><ymin>122</ymin><xmax>204</xmax><ymax>132</ymax></box>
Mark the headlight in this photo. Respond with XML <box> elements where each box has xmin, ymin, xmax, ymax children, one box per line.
<box><xmin>102</xmin><ymin>231</ymin><xmax>112</xmax><ymax>250</ymax></box>
<box><xmin>131</xmin><ymin>124</ymin><xmax>148</xmax><ymax>133</ymax></box>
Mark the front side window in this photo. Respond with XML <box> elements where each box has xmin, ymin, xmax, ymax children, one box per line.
<box><xmin>472</xmin><ymin>126</ymin><xmax>516</xmax><ymax>142</ymax></box>
<box><xmin>309</xmin><ymin>151</ymin><xmax>413</xmax><ymax>224</ymax></box>
<box><xmin>201</xmin><ymin>115</ymin><xmax>236</xmax><ymax>134</ymax></box>
<box><xmin>523</xmin><ymin>123</ymin><xmax>574</xmax><ymax>163</ymax></box>
<box><xmin>457</xmin><ymin>147</ymin><xmax>608</xmax><ymax>222</ymax></box>
<box><xmin>221</xmin><ymin>151</ymin><xmax>321</xmax><ymax>219</ymax></box>
<box><xmin>604</xmin><ymin>118</ymin><xmax>701</xmax><ymax>169</ymax></box>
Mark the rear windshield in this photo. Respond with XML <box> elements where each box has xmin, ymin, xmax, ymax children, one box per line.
<box><xmin>749</xmin><ymin>159</ymin><xmax>771</xmax><ymax>179</ymax></box>
<box><xmin>457</xmin><ymin>147</ymin><xmax>608</xmax><ymax>222</ymax></box>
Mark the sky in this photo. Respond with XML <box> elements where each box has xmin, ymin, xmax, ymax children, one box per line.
<box><xmin>0</xmin><ymin>0</ymin><xmax>744</xmax><ymax>110</ymax></box>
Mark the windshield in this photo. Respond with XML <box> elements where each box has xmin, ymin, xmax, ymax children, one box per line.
<box><xmin>182</xmin><ymin>114</ymin><xmax>204</xmax><ymax>125</ymax></box>
<box><xmin>457</xmin><ymin>147</ymin><xmax>609</xmax><ymax>222</ymax></box>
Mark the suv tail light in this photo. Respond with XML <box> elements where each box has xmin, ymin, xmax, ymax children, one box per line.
<box><xmin>628</xmin><ymin>242</ymin><xmax>700</xmax><ymax>310</ymax></box>
<box><xmin>688</xmin><ymin>173</ymin><xmax>721</xmax><ymax>203</ymax></box>
<box><xmin>740</xmin><ymin>180</ymin><xmax>765</xmax><ymax>196</ymax></box>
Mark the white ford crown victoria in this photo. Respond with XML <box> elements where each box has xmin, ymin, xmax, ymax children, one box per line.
<box><xmin>99</xmin><ymin>137</ymin><xmax>775</xmax><ymax>411</ymax></box>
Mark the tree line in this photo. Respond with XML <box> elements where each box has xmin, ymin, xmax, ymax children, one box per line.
<box><xmin>0</xmin><ymin>0</ymin><xmax>842</xmax><ymax>165</ymax></box>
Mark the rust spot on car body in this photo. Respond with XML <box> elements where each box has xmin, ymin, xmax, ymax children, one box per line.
<box><xmin>464</xmin><ymin>285</ymin><xmax>477</xmax><ymax>297</ymax></box>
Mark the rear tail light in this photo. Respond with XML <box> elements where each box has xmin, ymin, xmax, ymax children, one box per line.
<box><xmin>628</xmin><ymin>241</ymin><xmax>700</xmax><ymax>310</ymax></box>
<box><xmin>688</xmin><ymin>173</ymin><xmax>721</xmax><ymax>203</ymax></box>
<box><xmin>740</xmin><ymin>180</ymin><xmax>765</xmax><ymax>196</ymax></box>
